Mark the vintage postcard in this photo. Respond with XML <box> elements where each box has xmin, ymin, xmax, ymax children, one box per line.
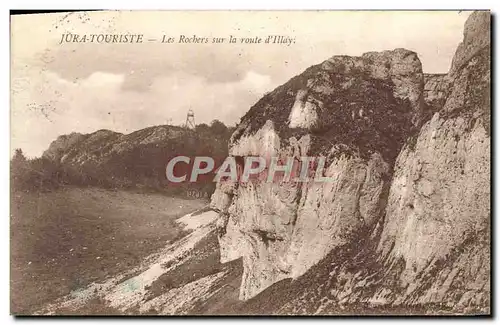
<box><xmin>10</xmin><ymin>10</ymin><xmax>490</xmax><ymax>316</ymax></box>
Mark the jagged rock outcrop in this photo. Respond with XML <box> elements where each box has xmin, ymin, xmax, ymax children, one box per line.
<box><xmin>377</xmin><ymin>10</ymin><xmax>490</xmax><ymax>311</ymax></box>
<box><xmin>43</xmin><ymin>132</ymin><xmax>86</xmax><ymax>161</ymax></box>
<box><xmin>211</xmin><ymin>11</ymin><xmax>490</xmax><ymax>313</ymax></box>
<box><xmin>211</xmin><ymin>48</ymin><xmax>425</xmax><ymax>300</ymax></box>
<box><xmin>449</xmin><ymin>11</ymin><xmax>491</xmax><ymax>78</ymax></box>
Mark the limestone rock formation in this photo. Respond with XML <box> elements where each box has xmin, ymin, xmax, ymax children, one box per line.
<box><xmin>423</xmin><ymin>73</ymin><xmax>450</xmax><ymax>113</ymax></box>
<box><xmin>211</xmin><ymin>10</ymin><xmax>490</xmax><ymax>314</ymax></box>
<box><xmin>377</xmin><ymin>10</ymin><xmax>490</xmax><ymax>311</ymax></box>
<box><xmin>211</xmin><ymin>48</ymin><xmax>425</xmax><ymax>300</ymax></box>
<box><xmin>449</xmin><ymin>11</ymin><xmax>491</xmax><ymax>78</ymax></box>
<box><xmin>42</xmin><ymin>132</ymin><xmax>86</xmax><ymax>161</ymax></box>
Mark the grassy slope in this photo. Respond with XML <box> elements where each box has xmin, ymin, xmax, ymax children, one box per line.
<box><xmin>10</xmin><ymin>187</ymin><xmax>207</xmax><ymax>314</ymax></box>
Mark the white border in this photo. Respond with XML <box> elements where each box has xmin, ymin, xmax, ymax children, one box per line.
<box><xmin>3</xmin><ymin>0</ymin><xmax>500</xmax><ymax>10</ymax></box>
<box><xmin>2</xmin><ymin>1</ymin><xmax>498</xmax><ymax>324</ymax></box>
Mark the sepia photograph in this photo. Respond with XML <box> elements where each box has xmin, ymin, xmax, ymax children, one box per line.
<box><xmin>9</xmin><ymin>10</ymin><xmax>491</xmax><ymax>316</ymax></box>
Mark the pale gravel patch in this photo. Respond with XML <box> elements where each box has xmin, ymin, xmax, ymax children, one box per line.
<box><xmin>176</xmin><ymin>210</ymin><xmax>218</xmax><ymax>230</ymax></box>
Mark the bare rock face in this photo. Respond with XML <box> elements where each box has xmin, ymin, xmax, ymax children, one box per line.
<box><xmin>377</xmin><ymin>11</ymin><xmax>490</xmax><ymax>311</ymax></box>
<box><xmin>211</xmin><ymin>11</ymin><xmax>490</xmax><ymax>314</ymax></box>
<box><xmin>449</xmin><ymin>11</ymin><xmax>491</xmax><ymax>78</ymax></box>
<box><xmin>423</xmin><ymin>73</ymin><xmax>451</xmax><ymax>113</ymax></box>
<box><xmin>211</xmin><ymin>48</ymin><xmax>425</xmax><ymax>300</ymax></box>
<box><xmin>43</xmin><ymin>129</ymin><xmax>122</xmax><ymax>164</ymax></box>
<box><xmin>42</xmin><ymin>132</ymin><xmax>86</xmax><ymax>161</ymax></box>
<box><xmin>276</xmin><ymin>12</ymin><xmax>490</xmax><ymax>315</ymax></box>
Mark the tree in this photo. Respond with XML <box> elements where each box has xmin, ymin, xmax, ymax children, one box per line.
<box><xmin>210</xmin><ymin>119</ymin><xmax>229</xmax><ymax>137</ymax></box>
<box><xmin>195</xmin><ymin>123</ymin><xmax>210</xmax><ymax>133</ymax></box>
<box><xmin>11</xmin><ymin>148</ymin><xmax>29</xmax><ymax>191</ymax></box>
<box><xmin>11</xmin><ymin>148</ymin><xmax>27</xmax><ymax>165</ymax></box>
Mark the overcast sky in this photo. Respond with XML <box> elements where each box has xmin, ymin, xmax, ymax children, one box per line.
<box><xmin>11</xmin><ymin>10</ymin><xmax>471</xmax><ymax>157</ymax></box>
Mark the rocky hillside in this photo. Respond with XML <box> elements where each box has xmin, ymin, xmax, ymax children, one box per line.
<box><xmin>210</xmin><ymin>11</ymin><xmax>490</xmax><ymax>314</ymax></box>
<box><xmin>36</xmin><ymin>123</ymin><xmax>232</xmax><ymax>193</ymax></box>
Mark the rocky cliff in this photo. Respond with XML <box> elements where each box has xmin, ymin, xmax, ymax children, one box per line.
<box><xmin>211</xmin><ymin>47</ymin><xmax>423</xmax><ymax>300</ymax></box>
<box><xmin>376</xmin><ymin>10</ymin><xmax>490</xmax><ymax>311</ymax></box>
<box><xmin>210</xmin><ymin>11</ymin><xmax>490</xmax><ymax>314</ymax></box>
<box><xmin>423</xmin><ymin>73</ymin><xmax>450</xmax><ymax>113</ymax></box>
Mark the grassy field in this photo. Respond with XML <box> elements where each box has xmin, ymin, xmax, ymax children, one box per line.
<box><xmin>10</xmin><ymin>186</ymin><xmax>207</xmax><ymax>314</ymax></box>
